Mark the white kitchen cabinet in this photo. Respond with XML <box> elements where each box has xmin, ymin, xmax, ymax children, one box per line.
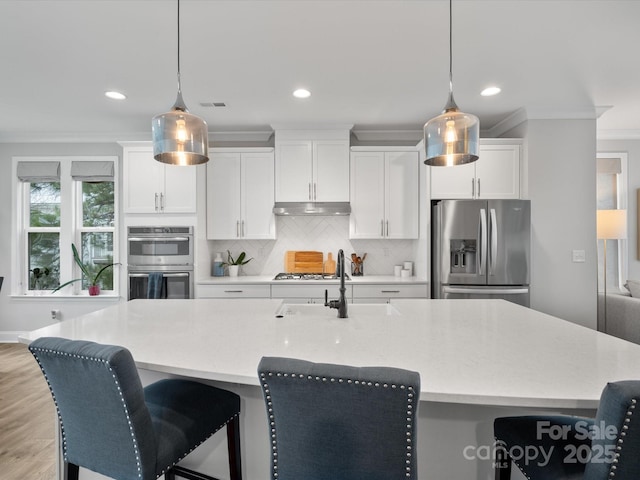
<box><xmin>206</xmin><ymin>148</ymin><xmax>275</xmax><ymax>240</ymax></box>
<box><xmin>271</xmin><ymin>284</ymin><xmax>352</xmax><ymax>304</ymax></box>
<box><xmin>275</xmin><ymin>132</ymin><xmax>350</xmax><ymax>202</ymax></box>
<box><xmin>195</xmin><ymin>284</ymin><xmax>271</xmax><ymax>299</ymax></box>
<box><xmin>352</xmin><ymin>284</ymin><xmax>428</xmax><ymax>303</ymax></box>
<box><xmin>430</xmin><ymin>141</ymin><xmax>521</xmax><ymax>199</ymax></box>
<box><xmin>122</xmin><ymin>142</ymin><xmax>197</xmax><ymax>214</ymax></box>
<box><xmin>349</xmin><ymin>149</ymin><xmax>419</xmax><ymax>239</ymax></box>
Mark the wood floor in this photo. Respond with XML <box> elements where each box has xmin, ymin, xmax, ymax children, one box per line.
<box><xmin>0</xmin><ymin>343</ymin><xmax>56</xmax><ymax>480</ymax></box>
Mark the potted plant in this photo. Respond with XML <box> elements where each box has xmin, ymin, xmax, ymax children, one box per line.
<box><xmin>52</xmin><ymin>243</ymin><xmax>119</xmax><ymax>295</ymax></box>
<box><xmin>222</xmin><ymin>250</ymin><xmax>252</xmax><ymax>277</ymax></box>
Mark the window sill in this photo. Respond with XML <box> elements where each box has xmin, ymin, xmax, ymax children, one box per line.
<box><xmin>10</xmin><ymin>293</ymin><xmax>122</xmax><ymax>301</ymax></box>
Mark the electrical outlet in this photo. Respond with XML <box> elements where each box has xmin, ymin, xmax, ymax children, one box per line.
<box><xmin>572</xmin><ymin>250</ymin><xmax>586</xmax><ymax>263</ymax></box>
<box><xmin>51</xmin><ymin>310</ymin><xmax>61</xmax><ymax>321</ymax></box>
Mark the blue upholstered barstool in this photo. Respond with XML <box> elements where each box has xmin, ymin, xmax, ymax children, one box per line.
<box><xmin>258</xmin><ymin>356</ymin><xmax>420</xmax><ymax>480</ymax></box>
<box><xmin>494</xmin><ymin>381</ymin><xmax>640</xmax><ymax>480</ymax></box>
<box><xmin>29</xmin><ymin>337</ymin><xmax>242</xmax><ymax>480</ymax></box>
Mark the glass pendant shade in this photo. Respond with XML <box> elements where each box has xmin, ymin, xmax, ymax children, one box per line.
<box><xmin>152</xmin><ymin>92</ymin><xmax>209</xmax><ymax>166</ymax></box>
<box><xmin>424</xmin><ymin>104</ymin><xmax>479</xmax><ymax>167</ymax></box>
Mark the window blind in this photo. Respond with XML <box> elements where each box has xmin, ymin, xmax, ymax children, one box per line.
<box><xmin>16</xmin><ymin>161</ymin><xmax>60</xmax><ymax>182</ymax></box>
<box><xmin>71</xmin><ymin>161</ymin><xmax>114</xmax><ymax>182</ymax></box>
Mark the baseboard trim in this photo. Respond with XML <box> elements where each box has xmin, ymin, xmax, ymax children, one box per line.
<box><xmin>0</xmin><ymin>331</ymin><xmax>28</xmax><ymax>343</ymax></box>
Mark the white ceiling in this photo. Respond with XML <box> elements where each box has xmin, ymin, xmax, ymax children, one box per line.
<box><xmin>1</xmin><ymin>0</ymin><xmax>639</xmax><ymax>143</ymax></box>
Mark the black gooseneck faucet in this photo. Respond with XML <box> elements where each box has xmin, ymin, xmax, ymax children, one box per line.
<box><xmin>325</xmin><ymin>249</ymin><xmax>348</xmax><ymax>318</ymax></box>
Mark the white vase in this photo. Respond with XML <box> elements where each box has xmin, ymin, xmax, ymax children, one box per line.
<box><xmin>228</xmin><ymin>265</ymin><xmax>239</xmax><ymax>277</ymax></box>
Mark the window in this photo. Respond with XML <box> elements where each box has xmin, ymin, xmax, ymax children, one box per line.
<box><xmin>13</xmin><ymin>157</ymin><xmax>118</xmax><ymax>295</ymax></box>
<box><xmin>597</xmin><ymin>153</ymin><xmax>628</xmax><ymax>291</ymax></box>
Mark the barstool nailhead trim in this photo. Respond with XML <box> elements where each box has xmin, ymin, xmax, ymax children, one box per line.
<box><xmin>608</xmin><ymin>398</ymin><xmax>637</xmax><ymax>479</ymax></box>
<box><xmin>260</xmin><ymin>369</ymin><xmax>417</xmax><ymax>479</ymax></box>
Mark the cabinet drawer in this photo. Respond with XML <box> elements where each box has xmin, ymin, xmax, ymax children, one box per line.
<box><xmin>272</xmin><ymin>284</ymin><xmax>352</xmax><ymax>299</ymax></box>
<box><xmin>352</xmin><ymin>284</ymin><xmax>428</xmax><ymax>299</ymax></box>
<box><xmin>196</xmin><ymin>284</ymin><xmax>271</xmax><ymax>298</ymax></box>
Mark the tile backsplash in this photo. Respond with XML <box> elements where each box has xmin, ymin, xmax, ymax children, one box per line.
<box><xmin>200</xmin><ymin>216</ymin><xmax>420</xmax><ymax>277</ymax></box>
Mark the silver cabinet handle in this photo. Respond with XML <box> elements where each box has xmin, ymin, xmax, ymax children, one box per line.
<box><xmin>224</xmin><ymin>290</ymin><xmax>244</xmax><ymax>293</ymax></box>
<box><xmin>471</xmin><ymin>178</ymin><xmax>475</xmax><ymax>198</ymax></box>
<box><xmin>160</xmin><ymin>193</ymin><xmax>165</xmax><ymax>211</ymax></box>
<box><xmin>386</xmin><ymin>220</ymin><xmax>389</xmax><ymax>237</ymax></box>
<box><xmin>242</xmin><ymin>220</ymin><xmax>245</xmax><ymax>237</ymax></box>
<box><xmin>381</xmin><ymin>220</ymin><xmax>384</xmax><ymax>237</ymax></box>
<box><xmin>155</xmin><ymin>193</ymin><xmax>159</xmax><ymax>211</ymax></box>
<box><xmin>381</xmin><ymin>290</ymin><xmax>400</xmax><ymax>293</ymax></box>
<box><xmin>309</xmin><ymin>183</ymin><xmax>312</xmax><ymax>201</ymax></box>
<box><xmin>477</xmin><ymin>179</ymin><xmax>481</xmax><ymax>198</ymax></box>
<box><xmin>314</xmin><ymin>183</ymin><xmax>317</xmax><ymax>201</ymax></box>
<box><xmin>236</xmin><ymin>221</ymin><xmax>240</xmax><ymax>237</ymax></box>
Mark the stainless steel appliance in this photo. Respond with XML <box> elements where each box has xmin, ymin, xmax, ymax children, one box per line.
<box><xmin>127</xmin><ymin>226</ymin><xmax>193</xmax><ymax>300</ymax></box>
<box><xmin>431</xmin><ymin>199</ymin><xmax>530</xmax><ymax>306</ymax></box>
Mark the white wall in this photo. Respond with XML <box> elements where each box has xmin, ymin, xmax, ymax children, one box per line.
<box><xmin>0</xmin><ymin>142</ymin><xmax>123</xmax><ymax>337</ymax></box>
<box><xmin>597</xmin><ymin>138</ymin><xmax>640</xmax><ymax>281</ymax></box>
<box><xmin>525</xmin><ymin>119</ymin><xmax>598</xmax><ymax>328</ymax></box>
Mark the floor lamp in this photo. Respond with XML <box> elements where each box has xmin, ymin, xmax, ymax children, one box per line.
<box><xmin>597</xmin><ymin>209</ymin><xmax>627</xmax><ymax>332</ymax></box>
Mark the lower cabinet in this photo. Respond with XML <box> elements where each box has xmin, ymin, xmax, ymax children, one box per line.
<box><xmin>352</xmin><ymin>284</ymin><xmax>428</xmax><ymax>303</ymax></box>
<box><xmin>195</xmin><ymin>284</ymin><xmax>271</xmax><ymax>299</ymax></box>
<box><xmin>271</xmin><ymin>284</ymin><xmax>352</xmax><ymax>304</ymax></box>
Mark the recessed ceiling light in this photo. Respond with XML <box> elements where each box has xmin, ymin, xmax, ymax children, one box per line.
<box><xmin>293</xmin><ymin>88</ymin><xmax>311</xmax><ymax>99</ymax></box>
<box><xmin>105</xmin><ymin>91</ymin><xmax>127</xmax><ymax>100</ymax></box>
<box><xmin>481</xmin><ymin>86</ymin><xmax>501</xmax><ymax>97</ymax></box>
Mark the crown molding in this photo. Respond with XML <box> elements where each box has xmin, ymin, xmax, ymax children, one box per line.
<box><xmin>597</xmin><ymin>129</ymin><xmax>640</xmax><ymax>141</ymax></box>
<box><xmin>351</xmin><ymin>129</ymin><xmax>422</xmax><ymax>142</ymax></box>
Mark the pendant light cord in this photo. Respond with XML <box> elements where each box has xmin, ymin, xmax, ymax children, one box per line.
<box><xmin>448</xmin><ymin>0</ymin><xmax>453</xmax><ymax>96</ymax></box>
<box><xmin>176</xmin><ymin>0</ymin><xmax>182</xmax><ymax>94</ymax></box>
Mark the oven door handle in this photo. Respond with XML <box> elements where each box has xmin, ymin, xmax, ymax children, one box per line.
<box><xmin>128</xmin><ymin>273</ymin><xmax>190</xmax><ymax>278</ymax></box>
<box><xmin>128</xmin><ymin>237</ymin><xmax>190</xmax><ymax>242</ymax></box>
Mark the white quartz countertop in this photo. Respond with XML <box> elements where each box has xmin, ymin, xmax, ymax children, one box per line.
<box><xmin>20</xmin><ymin>299</ymin><xmax>640</xmax><ymax>409</ymax></box>
<box><xmin>196</xmin><ymin>275</ymin><xmax>427</xmax><ymax>285</ymax></box>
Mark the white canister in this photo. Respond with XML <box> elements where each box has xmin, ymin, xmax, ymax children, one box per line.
<box><xmin>403</xmin><ymin>261</ymin><xmax>413</xmax><ymax>276</ymax></box>
<box><xmin>401</xmin><ymin>269</ymin><xmax>411</xmax><ymax>278</ymax></box>
<box><xmin>394</xmin><ymin>265</ymin><xmax>403</xmax><ymax>277</ymax></box>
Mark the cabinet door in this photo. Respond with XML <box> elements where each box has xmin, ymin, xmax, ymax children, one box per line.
<box><xmin>162</xmin><ymin>163</ymin><xmax>198</xmax><ymax>213</ymax></box>
<box><xmin>314</xmin><ymin>140</ymin><xmax>350</xmax><ymax>202</ymax></box>
<box><xmin>123</xmin><ymin>148</ymin><xmax>164</xmax><ymax>213</ymax></box>
<box><xmin>242</xmin><ymin>152</ymin><xmax>276</xmax><ymax>239</ymax></box>
<box><xmin>386</xmin><ymin>152</ymin><xmax>419</xmax><ymax>239</ymax></box>
<box><xmin>275</xmin><ymin>141</ymin><xmax>313</xmax><ymax>202</ymax></box>
<box><xmin>475</xmin><ymin>144</ymin><xmax>520</xmax><ymax>199</ymax></box>
<box><xmin>207</xmin><ymin>153</ymin><xmax>241</xmax><ymax>239</ymax></box>
<box><xmin>429</xmin><ymin>162</ymin><xmax>475</xmax><ymax>199</ymax></box>
<box><xmin>349</xmin><ymin>152</ymin><xmax>385</xmax><ymax>239</ymax></box>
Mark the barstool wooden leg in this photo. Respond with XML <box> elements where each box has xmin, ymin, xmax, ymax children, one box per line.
<box><xmin>227</xmin><ymin>416</ymin><xmax>242</xmax><ymax>480</ymax></box>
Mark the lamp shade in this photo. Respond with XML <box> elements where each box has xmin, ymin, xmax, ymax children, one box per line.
<box><xmin>152</xmin><ymin>99</ymin><xmax>209</xmax><ymax>166</ymax></box>
<box><xmin>597</xmin><ymin>209</ymin><xmax>627</xmax><ymax>239</ymax></box>
<box><xmin>424</xmin><ymin>108</ymin><xmax>479</xmax><ymax>166</ymax></box>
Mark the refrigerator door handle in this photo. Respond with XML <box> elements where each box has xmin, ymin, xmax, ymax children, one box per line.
<box><xmin>443</xmin><ymin>286</ymin><xmax>529</xmax><ymax>295</ymax></box>
<box><xmin>479</xmin><ymin>208</ymin><xmax>487</xmax><ymax>275</ymax></box>
<box><xmin>490</xmin><ymin>208</ymin><xmax>498</xmax><ymax>275</ymax></box>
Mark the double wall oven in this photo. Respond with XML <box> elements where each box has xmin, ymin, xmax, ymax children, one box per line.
<box><xmin>127</xmin><ymin>226</ymin><xmax>194</xmax><ymax>300</ymax></box>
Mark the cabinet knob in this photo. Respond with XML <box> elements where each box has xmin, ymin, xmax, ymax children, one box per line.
<box><xmin>477</xmin><ymin>179</ymin><xmax>481</xmax><ymax>198</ymax></box>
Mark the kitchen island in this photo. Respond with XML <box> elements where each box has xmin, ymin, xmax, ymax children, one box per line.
<box><xmin>20</xmin><ymin>299</ymin><xmax>640</xmax><ymax>480</ymax></box>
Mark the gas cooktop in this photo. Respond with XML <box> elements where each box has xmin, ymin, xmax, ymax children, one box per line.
<box><xmin>273</xmin><ymin>273</ymin><xmax>350</xmax><ymax>281</ymax></box>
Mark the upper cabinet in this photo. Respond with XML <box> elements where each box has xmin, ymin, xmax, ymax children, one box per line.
<box><xmin>122</xmin><ymin>142</ymin><xmax>198</xmax><ymax>214</ymax></box>
<box><xmin>429</xmin><ymin>141</ymin><xmax>521</xmax><ymax>199</ymax></box>
<box><xmin>349</xmin><ymin>148</ymin><xmax>419</xmax><ymax>239</ymax></box>
<box><xmin>275</xmin><ymin>129</ymin><xmax>350</xmax><ymax>202</ymax></box>
<box><xmin>207</xmin><ymin>148</ymin><xmax>275</xmax><ymax>240</ymax></box>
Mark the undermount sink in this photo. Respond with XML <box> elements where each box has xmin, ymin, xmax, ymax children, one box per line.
<box><xmin>275</xmin><ymin>302</ymin><xmax>401</xmax><ymax>317</ymax></box>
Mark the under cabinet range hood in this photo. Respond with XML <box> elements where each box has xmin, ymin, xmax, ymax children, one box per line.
<box><xmin>272</xmin><ymin>202</ymin><xmax>351</xmax><ymax>216</ymax></box>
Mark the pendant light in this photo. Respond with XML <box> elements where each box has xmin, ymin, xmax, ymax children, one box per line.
<box><xmin>152</xmin><ymin>0</ymin><xmax>209</xmax><ymax>166</ymax></box>
<box><xmin>423</xmin><ymin>0</ymin><xmax>479</xmax><ymax>167</ymax></box>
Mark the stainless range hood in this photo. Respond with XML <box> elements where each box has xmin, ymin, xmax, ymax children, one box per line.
<box><xmin>273</xmin><ymin>202</ymin><xmax>351</xmax><ymax>216</ymax></box>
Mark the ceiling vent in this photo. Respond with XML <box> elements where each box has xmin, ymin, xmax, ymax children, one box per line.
<box><xmin>199</xmin><ymin>102</ymin><xmax>227</xmax><ymax>108</ymax></box>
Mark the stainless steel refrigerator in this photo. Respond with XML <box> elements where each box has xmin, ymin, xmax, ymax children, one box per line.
<box><xmin>431</xmin><ymin>199</ymin><xmax>531</xmax><ymax>306</ymax></box>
